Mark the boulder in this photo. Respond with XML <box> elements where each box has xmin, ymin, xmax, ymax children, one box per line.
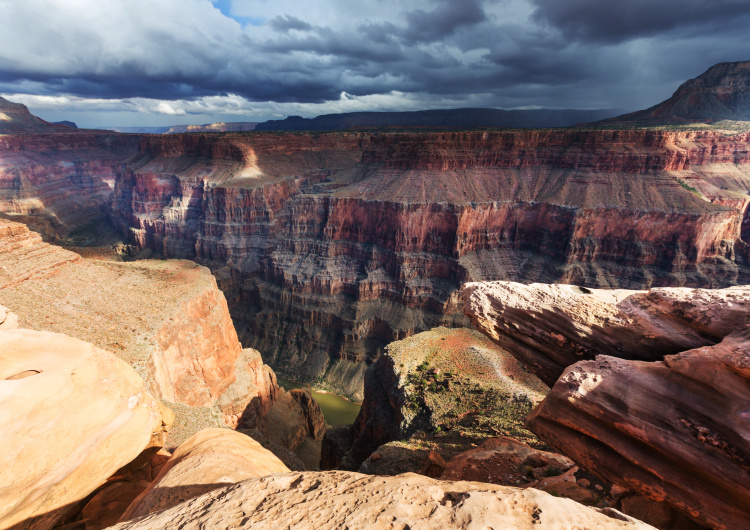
<box><xmin>119</xmin><ymin>428</ymin><xmax>289</xmax><ymax>522</ymax></box>
<box><xmin>109</xmin><ymin>470</ymin><xmax>654</xmax><ymax>530</ymax></box>
<box><xmin>526</xmin><ymin>330</ymin><xmax>750</xmax><ymax>530</ymax></box>
<box><xmin>441</xmin><ymin>436</ymin><xmax>574</xmax><ymax>487</ymax></box>
<box><xmin>0</xmin><ymin>329</ymin><xmax>170</xmax><ymax>530</ymax></box>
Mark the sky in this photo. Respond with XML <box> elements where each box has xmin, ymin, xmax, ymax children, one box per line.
<box><xmin>0</xmin><ymin>0</ymin><xmax>749</xmax><ymax>128</ymax></box>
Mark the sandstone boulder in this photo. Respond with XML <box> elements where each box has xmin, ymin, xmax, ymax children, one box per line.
<box><xmin>0</xmin><ymin>329</ymin><xmax>170</xmax><ymax>530</ymax></box>
<box><xmin>119</xmin><ymin>428</ymin><xmax>289</xmax><ymax>522</ymax></box>
<box><xmin>441</xmin><ymin>436</ymin><xmax>575</xmax><ymax>487</ymax></box>
<box><xmin>463</xmin><ymin>281</ymin><xmax>750</xmax><ymax>385</ymax></box>
<box><xmin>526</xmin><ymin>330</ymin><xmax>750</xmax><ymax>530</ymax></box>
<box><xmin>110</xmin><ymin>470</ymin><xmax>654</xmax><ymax>530</ymax></box>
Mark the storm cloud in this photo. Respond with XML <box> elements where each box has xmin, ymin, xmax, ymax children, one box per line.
<box><xmin>0</xmin><ymin>0</ymin><xmax>747</xmax><ymax>127</ymax></box>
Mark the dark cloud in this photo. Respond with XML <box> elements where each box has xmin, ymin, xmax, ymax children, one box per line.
<box><xmin>531</xmin><ymin>0</ymin><xmax>750</xmax><ymax>44</ymax></box>
<box><xmin>401</xmin><ymin>0</ymin><xmax>487</xmax><ymax>44</ymax></box>
<box><xmin>1</xmin><ymin>0</ymin><xmax>748</xmax><ymax>127</ymax></box>
<box><xmin>267</xmin><ymin>15</ymin><xmax>313</xmax><ymax>32</ymax></box>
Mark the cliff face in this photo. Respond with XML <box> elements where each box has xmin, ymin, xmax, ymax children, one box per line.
<box><xmin>106</xmin><ymin>129</ymin><xmax>750</xmax><ymax>397</ymax></box>
<box><xmin>0</xmin><ymin>219</ymin><xmax>278</xmax><ymax>430</ymax></box>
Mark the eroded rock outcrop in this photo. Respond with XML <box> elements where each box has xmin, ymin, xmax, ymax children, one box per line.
<box><xmin>0</xmin><ymin>328</ymin><xmax>170</xmax><ymax>530</ymax></box>
<box><xmin>111</xmin><ymin>470</ymin><xmax>653</xmax><ymax>530</ymax></box>
<box><xmin>324</xmin><ymin>327</ymin><xmax>548</xmax><ymax>472</ymax></box>
<box><xmin>526</xmin><ymin>331</ymin><xmax>750</xmax><ymax>530</ymax></box>
<box><xmin>463</xmin><ymin>281</ymin><xmax>749</xmax><ymax>385</ymax></box>
<box><xmin>120</xmin><ymin>428</ymin><xmax>289</xmax><ymax>522</ymax></box>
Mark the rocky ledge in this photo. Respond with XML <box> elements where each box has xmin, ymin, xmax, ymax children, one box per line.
<box><xmin>463</xmin><ymin>281</ymin><xmax>749</xmax><ymax>385</ymax></box>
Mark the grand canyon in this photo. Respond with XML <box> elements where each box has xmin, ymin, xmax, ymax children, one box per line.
<box><xmin>1</xmin><ymin>29</ymin><xmax>750</xmax><ymax>530</ymax></box>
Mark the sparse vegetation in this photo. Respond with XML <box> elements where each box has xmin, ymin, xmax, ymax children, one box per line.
<box><xmin>676</xmin><ymin>178</ymin><xmax>705</xmax><ymax>199</ymax></box>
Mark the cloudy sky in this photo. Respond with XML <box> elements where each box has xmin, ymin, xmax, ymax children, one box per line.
<box><xmin>1</xmin><ymin>0</ymin><xmax>748</xmax><ymax>128</ymax></box>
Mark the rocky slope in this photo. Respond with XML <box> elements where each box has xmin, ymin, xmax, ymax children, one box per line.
<box><xmin>102</xmin><ymin>128</ymin><xmax>750</xmax><ymax>397</ymax></box>
<box><xmin>0</xmin><ymin>219</ymin><xmax>278</xmax><ymax>439</ymax></box>
<box><xmin>464</xmin><ymin>280</ymin><xmax>749</xmax><ymax>528</ymax></box>
<box><xmin>0</xmin><ymin>328</ymin><xmax>171</xmax><ymax>530</ymax></box>
<box><xmin>527</xmin><ymin>330</ymin><xmax>750</xmax><ymax>530</ymax></box>
<box><xmin>111</xmin><ymin>469</ymin><xmax>652</xmax><ymax>530</ymax></box>
<box><xmin>463</xmin><ymin>281</ymin><xmax>749</xmax><ymax>385</ymax></box>
<box><xmin>603</xmin><ymin>61</ymin><xmax>750</xmax><ymax>125</ymax></box>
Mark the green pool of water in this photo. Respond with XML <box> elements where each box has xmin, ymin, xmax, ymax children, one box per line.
<box><xmin>278</xmin><ymin>378</ymin><xmax>361</xmax><ymax>426</ymax></box>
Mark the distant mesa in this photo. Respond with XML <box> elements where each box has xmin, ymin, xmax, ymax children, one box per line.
<box><xmin>100</xmin><ymin>122</ymin><xmax>258</xmax><ymax>134</ymax></box>
<box><xmin>600</xmin><ymin>60</ymin><xmax>750</xmax><ymax>126</ymax></box>
<box><xmin>254</xmin><ymin>107</ymin><xmax>623</xmax><ymax>131</ymax></box>
<box><xmin>0</xmin><ymin>97</ymin><xmax>73</xmax><ymax>133</ymax></box>
<box><xmin>52</xmin><ymin>120</ymin><xmax>78</xmax><ymax>129</ymax></box>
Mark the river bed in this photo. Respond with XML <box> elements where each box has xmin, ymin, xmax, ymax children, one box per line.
<box><xmin>277</xmin><ymin>378</ymin><xmax>361</xmax><ymax>426</ymax></box>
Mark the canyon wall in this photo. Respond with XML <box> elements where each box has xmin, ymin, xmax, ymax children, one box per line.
<box><xmin>108</xmin><ymin>129</ymin><xmax>750</xmax><ymax>398</ymax></box>
<box><xmin>2</xmin><ymin>129</ymin><xmax>750</xmax><ymax>397</ymax></box>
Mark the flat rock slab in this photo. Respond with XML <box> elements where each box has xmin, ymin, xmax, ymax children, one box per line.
<box><xmin>111</xmin><ymin>470</ymin><xmax>654</xmax><ymax>530</ymax></box>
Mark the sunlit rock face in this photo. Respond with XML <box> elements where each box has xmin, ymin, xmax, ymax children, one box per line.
<box><xmin>0</xmin><ymin>218</ymin><xmax>278</xmax><ymax>430</ymax></box>
<box><xmin>106</xmin><ymin>129</ymin><xmax>750</xmax><ymax>397</ymax></box>
<box><xmin>0</xmin><ymin>328</ymin><xmax>171</xmax><ymax>530</ymax></box>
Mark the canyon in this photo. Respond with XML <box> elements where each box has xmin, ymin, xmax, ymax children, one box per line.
<box><xmin>2</xmin><ymin>125</ymin><xmax>750</xmax><ymax>397</ymax></box>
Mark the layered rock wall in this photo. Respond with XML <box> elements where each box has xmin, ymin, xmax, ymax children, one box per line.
<box><xmin>107</xmin><ymin>129</ymin><xmax>750</xmax><ymax>397</ymax></box>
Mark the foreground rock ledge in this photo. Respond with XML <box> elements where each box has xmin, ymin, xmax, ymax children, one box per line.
<box><xmin>112</xmin><ymin>470</ymin><xmax>652</xmax><ymax>530</ymax></box>
<box><xmin>0</xmin><ymin>329</ymin><xmax>169</xmax><ymax>530</ymax></box>
<box><xmin>463</xmin><ymin>281</ymin><xmax>749</xmax><ymax>385</ymax></box>
<box><xmin>120</xmin><ymin>428</ymin><xmax>289</xmax><ymax>522</ymax></box>
<box><xmin>526</xmin><ymin>330</ymin><xmax>750</xmax><ymax>530</ymax></box>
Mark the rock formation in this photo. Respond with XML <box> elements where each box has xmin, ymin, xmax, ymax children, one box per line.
<box><xmin>243</xmin><ymin>388</ymin><xmax>328</xmax><ymax>470</ymax></box>
<box><xmin>0</xmin><ymin>219</ymin><xmax>278</xmax><ymax>438</ymax></box>
<box><xmin>602</xmin><ymin>61</ymin><xmax>750</xmax><ymax>125</ymax></box>
<box><xmin>323</xmin><ymin>327</ymin><xmax>548</xmax><ymax>472</ymax></box>
<box><xmin>120</xmin><ymin>428</ymin><xmax>289</xmax><ymax>522</ymax></box>
<box><xmin>0</xmin><ymin>131</ymin><xmax>139</xmax><ymax>240</ymax></box>
<box><xmin>526</xmin><ymin>330</ymin><xmax>750</xmax><ymax>530</ymax></box>
<box><xmin>463</xmin><ymin>281</ymin><xmax>749</xmax><ymax>385</ymax></box>
<box><xmin>111</xmin><ymin>470</ymin><xmax>653</xmax><ymax>529</ymax></box>
<box><xmin>0</xmin><ymin>328</ymin><xmax>171</xmax><ymax>530</ymax></box>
